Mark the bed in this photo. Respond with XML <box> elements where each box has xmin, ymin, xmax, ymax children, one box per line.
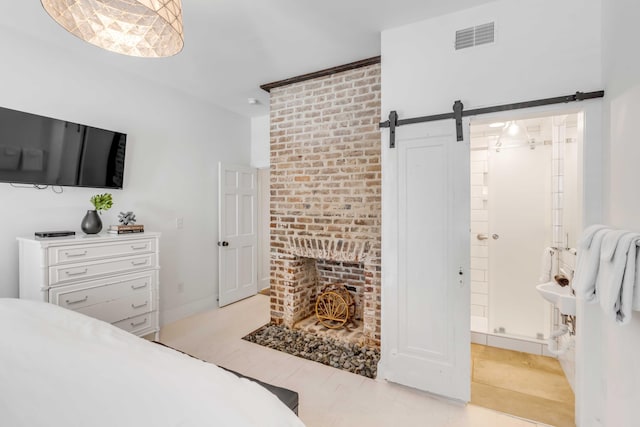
<box><xmin>0</xmin><ymin>298</ymin><xmax>305</xmax><ymax>427</ymax></box>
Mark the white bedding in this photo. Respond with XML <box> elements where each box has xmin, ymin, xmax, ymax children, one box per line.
<box><xmin>0</xmin><ymin>298</ymin><xmax>305</xmax><ymax>427</ymax></box>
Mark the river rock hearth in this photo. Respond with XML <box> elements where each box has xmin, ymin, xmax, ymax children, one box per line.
<box><xmin>243</xmin><ymin>323</ymin><xmax>380</xmax><ymax>379</ymax></box>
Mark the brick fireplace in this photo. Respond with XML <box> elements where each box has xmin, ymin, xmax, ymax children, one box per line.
<box><xmin>268</xmin><ymin>62</ymin><xmax>381</xmax><ymax>347</ymax></box>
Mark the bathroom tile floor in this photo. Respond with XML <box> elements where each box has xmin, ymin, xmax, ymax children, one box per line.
<box><xmin>161</xmin><ymin>294</ymin><xmax>552</xmax><ymax>427</ymax></box>
<box><xmin>471</xmin><ymin>343</ymin><xmax>575</xmax><ymax>426</ymax></box>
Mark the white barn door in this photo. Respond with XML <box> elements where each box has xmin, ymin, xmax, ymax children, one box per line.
<box><xmin>380</xmin><ymin>121</ymin><xmax>470</xmax><ymax>401</ymax></box>
<box><xmin>218</xmin><ymin>163</ymin><xmax>258</xmax><ymax>307</ymax></box>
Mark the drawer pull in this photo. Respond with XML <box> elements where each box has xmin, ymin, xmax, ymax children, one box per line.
<box><xmin>131</xmin><ymin>318</ymin><xmax>148</xmax><ymax>327</ymax></box>
<box><xmin>65</xmin><ymin>268</ymin><xmax>88</xmax><ymax>276</ymax></box>
<box><xmin>131</xmin><ymin>260</ymin><xmax>148</xmax><ymax>266</ymax></box>
<box><xmin>131</xmin><ymin>301</ymin><xmax>149</xmax><ymax>309</ymax></box>
<box><xmin>131</xmin><ymin>244</ymin><xmax>148</xmax><ymax>250</ymax></box>
<box><xmin>131</xmin><ymin>282</ymin><xmax>148</xmax><ymax>290</ymax></box>
<box><xmin>65</xmin><ymin>250</ymin><xmax>88</xmax><ymax>258</ymax></box>
<box><xmin>65</xmin><ymin>296</ymin><xmax>88</xmax><ymax>305</ymax></box>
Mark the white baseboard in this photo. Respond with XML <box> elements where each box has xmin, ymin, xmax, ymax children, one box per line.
<box><xmin>160</xmin><ymin>295</ymin><xmax>218</xmax><ymax>326</ymax></box>
<box><xmin>471</xmin><ymin>330</ymin><xmax>552</xmax><ymax>357</ymax></box>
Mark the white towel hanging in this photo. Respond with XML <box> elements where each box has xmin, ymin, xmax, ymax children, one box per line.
<box><xmin>573</xmin><ymin>225</ymin><xmax>640</xmax><ymax>324</ymax></box>
<box><xmin>596</xmin><ymin>230</ymin><xmax>640</xmax><ymax>323</ymax></box>
<box><xmin>573</xmin><ymin>225</ymin><xmax>610</xmax><ymax>302</ymax></box>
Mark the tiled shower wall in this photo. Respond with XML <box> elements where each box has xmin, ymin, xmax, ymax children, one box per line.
<box><xmin>553</xmin><ymin>118</ymin><xmax>578</xmax><ymax>391</ymax></box>
<box><xmin>551</xmin><ymin>118</ymin><xmax>566</xmax><ymax>249</ymax></box>
<box><xmin>470</xmin><ymin>148</ymin><xmax>489</xmax><ymax>323</ymax></box>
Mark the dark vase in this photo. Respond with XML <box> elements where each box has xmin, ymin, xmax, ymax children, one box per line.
<box><xmin>81</xmin><ymin>210</ymin><xmax>102</xmax><ymax>234</ymax></box>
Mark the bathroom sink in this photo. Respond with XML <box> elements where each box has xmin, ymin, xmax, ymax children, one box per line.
<box><xmin>536</xmin><ymin>282</ymin><xmax>576</xmax><ymax>315</ymax></box>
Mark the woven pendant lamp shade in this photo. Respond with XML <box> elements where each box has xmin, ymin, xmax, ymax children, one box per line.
<box><xmin>41</xmin><ymin>0</ymin><xmax>184</xmax><ymax>58</ymax></box>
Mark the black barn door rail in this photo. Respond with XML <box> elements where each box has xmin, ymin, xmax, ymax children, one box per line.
<box><xmin>379</xmin><ymin>90</ymin><xmax>604</xmax><ymax>148</ymax></box>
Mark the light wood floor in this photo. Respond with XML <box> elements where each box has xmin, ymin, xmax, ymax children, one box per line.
<box><xmin>160</xmin><ymin>294</ymin><xmax>553</xmax><ymax>427</ymax></box>
<box><xmin>471</xmin><ymin>344</ymin><xmax>575</xmax><ymax>426</ymax></box>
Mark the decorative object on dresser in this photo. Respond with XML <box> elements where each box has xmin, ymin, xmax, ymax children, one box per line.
<box><xmin>80</xmin><ymin>210</ymin><xmax>102</xmax><ymax>234</ymax></box>
<box><xmin>17</xmin><ymin>232</ymin><xmax>161</xmax><ymax>339</ymax></box>
<box><xmin>110</xmin><ymin>210</ymin><xmax>143</xmax><ymax>234</ymax></box>
<box><xmin>109</xmin><ymin>224</ymin><xmax>145</xmax><ymax>234</ymax></box>
<box><xmin>118</xmin><ymin>211</ymin><xmax>137</xmax><ymax>225</ymax></box>
<box><xmin>81</xmin><ymin>193</ymin><xmax>113</xmax><ymax>234</ymax></box>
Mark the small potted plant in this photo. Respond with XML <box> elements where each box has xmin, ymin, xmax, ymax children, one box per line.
<box><xmin>81</xmin><ymin>193</ymin><xmax>113</xmax><ymax>234</ymax></box>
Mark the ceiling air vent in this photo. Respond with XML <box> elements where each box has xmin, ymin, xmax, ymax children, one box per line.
<box><xmin>455</xmin><ymin>22</ymin><xmax>495</xmax><ymax>50</ymax></box>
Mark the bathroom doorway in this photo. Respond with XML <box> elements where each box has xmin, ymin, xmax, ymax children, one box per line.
<box><xmin>468</xmin><ymin>111</ymin><xmax>581</xmax><ymax>426</ymax></box>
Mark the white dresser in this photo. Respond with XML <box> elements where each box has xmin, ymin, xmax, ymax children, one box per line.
<box><xmin>17</xmin><ymin>232</ymin><xmax>160</xmax><ymax>339</ymax></box>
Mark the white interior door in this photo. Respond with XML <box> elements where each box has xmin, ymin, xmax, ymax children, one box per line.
<box><xmin>218</xmin><ymin>163</ymin><xmax>258</xmax><ymax>307</ymax></box>
<box><xmin>380</xmin><ymin>120</ymin><xmax>470</xmax><ymax>401</ymax></box>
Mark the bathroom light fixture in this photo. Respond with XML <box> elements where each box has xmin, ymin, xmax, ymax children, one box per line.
<box><xmin>494</xmin><ymin>119</ymin><xmax>535</xmax><ymax>152</ymax></box>
<box><xmin>40</xmin><ymin>0</ymin><xmax>184</xmax><ymax>58</ymax></box>
<box><xmin>508</xmin><ymin>121</ymin><xmax>520</xmax><ymax>136</ymax></box>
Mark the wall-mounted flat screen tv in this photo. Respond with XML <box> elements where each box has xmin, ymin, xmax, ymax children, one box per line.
<box><xmin>0</xmin><ymin>106</ymin><xmax>126</xmax><ymax>189</ymax></box>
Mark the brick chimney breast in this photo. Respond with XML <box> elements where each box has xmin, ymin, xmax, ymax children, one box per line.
<box><xmin>269</xmin><ymin>63</ymin><xmax>381</xmax><ymax>348</ymax></box>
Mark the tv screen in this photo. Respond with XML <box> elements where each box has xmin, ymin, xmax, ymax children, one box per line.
<box><xmin>0</xmin><ymin>106</ymin><xmax>126</xmax><ymax>189</ymax></box>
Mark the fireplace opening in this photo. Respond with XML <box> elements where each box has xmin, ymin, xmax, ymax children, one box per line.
<box><xmin>270</xmin><ymin>234</ymin><xmax>380</xmax><ymax>347</ymax></box>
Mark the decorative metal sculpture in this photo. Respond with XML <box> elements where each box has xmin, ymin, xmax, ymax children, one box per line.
<box><xmin>118</xmin><ymin>211</ymin><xmax>136</xmax><ymax>225</ymax></box>
<box><xmin>315</xmin><ymin>283</ymin><xmax>357</xmax><ymax>331</ymax></box>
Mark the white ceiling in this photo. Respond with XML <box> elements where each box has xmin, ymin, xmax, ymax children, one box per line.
<box><xmin>2</xmin><ymin>0</ymin><xmax>495</xmax><ymax>117</ymax></box>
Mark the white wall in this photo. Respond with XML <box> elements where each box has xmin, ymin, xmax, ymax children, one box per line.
<box><xmin>585</xmin><ymin>1</ymin><xmax>640</xmax><ymax>425</ymax></box>
<box><xmin>0</xmin><ymin>24</ymin><xmax>251</xmax><ymax>324</ymax></box>
<box><xmin>381</xmin><ymin>0</ymin><xmax>602</xmax><ymax>410</ymax></box>
<box><xmin>250</xmin><ymin>115</ymin><xmax>270</xmax><ymax>293</ymax></box>
<box><xmin>251</xmin><ymin>115</ymin><xmax>270</xmax><ymax>168</ymax></box>
<box><xmin>381</xmin><ymin>0</ymin><xmax>601</xmax><ymax>120</ymax></box>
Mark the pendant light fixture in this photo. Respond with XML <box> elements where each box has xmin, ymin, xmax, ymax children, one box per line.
<box><xmin>41</xmin><ymin>0</ymin><xmax>184</xmax><ymax>58</ymax></box>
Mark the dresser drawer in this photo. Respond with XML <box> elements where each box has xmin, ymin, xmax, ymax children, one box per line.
<box><xmin>47</xmin><ymin>238</ymin><xmax>156</xmax><ymax>265</ymax></box>
<box><xmin>48</xmin><ymin>254</ymin><xmax>156</xmax><ymax>286</ymax></box>
<box><xmin>113</xmin><ymin>312</ymin><xmax>157</xmax><ymax>335</ymax></box>
<box><xmin>76</xmin><ymin>293</ymin><xmax>154</xmax><ymax>324</ymax></box>
<box><xmin>49</xmin><ymin>272</ymin><xmax>155</xmax><ymax>311</ymax></box>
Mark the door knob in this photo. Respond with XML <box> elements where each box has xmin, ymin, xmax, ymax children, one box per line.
<box><xmin>477</xmin><ymin>233</ymin><xmax>499</xmax><ymax>240</ymax></box>
<box><xmin>218</xmin><ymin>241</ymin><xmax>229</xmax><ymax>247</ymax></box>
